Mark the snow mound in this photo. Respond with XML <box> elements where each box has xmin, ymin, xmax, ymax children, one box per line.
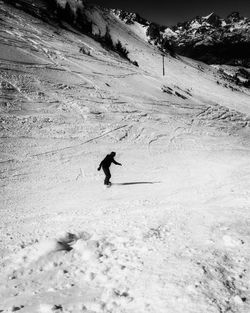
<box><xmin>0</xmin><ymin>230</ymin><xmax>146</xmax><ymax>312</ymax></box>
<box><xmin>1</xmin><ymin>223</ymin><xmax>249</xmax><ymax>313</ymax></box>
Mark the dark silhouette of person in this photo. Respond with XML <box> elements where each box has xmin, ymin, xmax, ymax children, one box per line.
<box><xmin>97</xmin><ymin>152</ymin><xmax>122</xmax><ymax>185</ymax></box>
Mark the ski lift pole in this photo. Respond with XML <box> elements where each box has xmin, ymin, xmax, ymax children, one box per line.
<box><xmin>162</xmin><ymin>53</ymin><xmax>165</xmax><ymax>76</ymax></box>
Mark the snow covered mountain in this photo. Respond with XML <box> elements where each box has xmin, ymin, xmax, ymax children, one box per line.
<box><xmin>110</xmin><ymin>9</ymin><xmax>149</xmax><ymax>26</ymax></box>
<box><xmin>112</xmin><ymin>8</ymin><xmax>250</xmax><ymax>67</ymax></box>
<box><xmin>1</xmin><ymin>1</ymin><xmax>250</xmax><ymax>313</ymax></box>
<box><xmin>13</xmin><ymin>0</ymin><xmax>250</xmax><ymax>67</ymax></box>
<box><xmin>166</xmin><ymin>12</ymin><xmax>250</xmax><ymax>66</ymax></box>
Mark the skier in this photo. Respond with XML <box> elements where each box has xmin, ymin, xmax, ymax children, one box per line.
<box><xmin>97</xmin><ymin>152</ymin><xmax>122</xmax><ymax>186</ymax></box>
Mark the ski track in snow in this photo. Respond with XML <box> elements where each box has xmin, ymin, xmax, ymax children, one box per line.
<box><xmin>0</xmin><ymin>2</ymin><xmax>250</xmax><ymax>313</ymax></box>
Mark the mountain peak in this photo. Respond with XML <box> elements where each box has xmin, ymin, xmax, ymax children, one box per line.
<box><xmin>111</xmin><ymin>8</ymin><xmax>148</xmax><ymax>26</ymax></box>
<box><xmin>226</xmin><ymin>11</ymin><xmax>242</xmax><ymax>22</ymax></box>
<box><xmin>162</xmin><ymin>11</ymin><xmax>250</xmax><ymax>66</ymax></box>
<box><xmin>201</xmin><ymin>12</ymin><xmax>221</xmax><ymax>27</ymax></box>
<box><xmin>202</xmin><ymin>12</ymin><xmax>215</xmax><ymax>20</ymax></box>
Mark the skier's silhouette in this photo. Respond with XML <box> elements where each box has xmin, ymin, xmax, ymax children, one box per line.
<box><xmin>97</xmin><ymin>152</ymin><xmax>122</xmax><ymax>185</ymax></box>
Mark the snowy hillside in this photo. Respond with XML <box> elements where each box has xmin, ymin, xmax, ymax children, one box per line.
<box><xmin>113</xmin><ymin>8</ymin><xmax>250</xmax><ymax>67</ymax></box>
<box><xmin>0</xmin><ymin>1</ymin><xmax>250</xmax><ymax>313</ymax></box>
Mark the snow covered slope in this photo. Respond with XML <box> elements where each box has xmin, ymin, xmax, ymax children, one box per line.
<box><xmin>0</xmin><ymin>1</ymin><xmax>250</xmax><ymax>313</ymax></box>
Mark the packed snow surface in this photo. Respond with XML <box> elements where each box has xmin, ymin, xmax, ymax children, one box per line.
<box><xmin>0</xmin><ymin>2</ymin><xmax>250</xmax><ymax>313</ymax></box>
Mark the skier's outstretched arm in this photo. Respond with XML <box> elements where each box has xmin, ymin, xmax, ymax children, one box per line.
<box><xmin>113</xmin><ymin>159</ymin><xmax>122</xmax><ymax>166</ymax></box>
<box><xmin>97</xmin><ymin>161</ymin><xmax>103</xmax><ymax>171</ymax></box>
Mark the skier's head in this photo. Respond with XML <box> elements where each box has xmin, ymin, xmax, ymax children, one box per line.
<box><xmin>110</xmin><ymin>151</ymin><xmax>116</xmax><ymax>157</ymax></box>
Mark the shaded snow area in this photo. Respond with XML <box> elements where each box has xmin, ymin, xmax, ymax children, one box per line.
<box><xmin>1</xmin><ymin>2</ymin><xmax>250</xmax><ymax>313</ymax></box>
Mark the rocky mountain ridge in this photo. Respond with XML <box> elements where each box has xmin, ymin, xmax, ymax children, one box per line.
<box><xmin>166</xmin><ymin>12</ymin><xmax>250</xmax><ymax>66</ymax></box>
<box><xmin>111</xmin><ymin>9</ymin><xmax>149</xmax><ymax>26</ymax></box>
<box><xmin>112</xmin><ymin>9</ymin><xmax>250</xmax><ymax>67</ymax></box>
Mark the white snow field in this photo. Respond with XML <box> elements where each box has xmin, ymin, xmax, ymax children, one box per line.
<box><xmin>0</xmin><ymin>2</ymin><xmax>250</xmax><ymax>313</ymax></box>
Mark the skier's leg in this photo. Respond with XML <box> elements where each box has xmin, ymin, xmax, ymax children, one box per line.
<box><xmin>106</xmin><ymin>168</ymin><xmax>111</xmax><ymax>185</ymax></box>
<box><xmin>104</xmin><ymin>175</ymin><xmax>109</xmax><ymax>185</ymax></box>
<box><xmin>107</xmin><ymin>169</ymin><xmax>111</xmax><ymax>184</ymax></box>
<box><xmin>103</xmin><ymin>167</ymin><xmax>111</xmax><ymax>185</ymax></box>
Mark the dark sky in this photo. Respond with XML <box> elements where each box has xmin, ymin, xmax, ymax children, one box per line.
<box><xmin>90</xmin><ymin>0</ymin><xmax>250</xmax><ymax>26</ymax></box>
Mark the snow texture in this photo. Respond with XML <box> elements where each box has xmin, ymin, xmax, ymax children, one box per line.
<box><xmin>0</xmin><ymin>1</ymin><xmax>250</xmax><ymax>313</ymax></box>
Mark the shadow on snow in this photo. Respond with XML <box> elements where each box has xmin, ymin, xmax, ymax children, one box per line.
<box><xmin>113</xmin><ymin>181</ymin><xmax>161</xmax><ymax>186</ymax></box>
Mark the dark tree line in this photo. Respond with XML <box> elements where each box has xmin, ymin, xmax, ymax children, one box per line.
<box><xmin>52</xmin><ymin>1</ymin><xmax>93</xmax><ymax>34</ymax></box>
<box><xmin>51</xmin><ymin>2</ymin><xmax>138</xmax><ymax>65</ymax></box>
